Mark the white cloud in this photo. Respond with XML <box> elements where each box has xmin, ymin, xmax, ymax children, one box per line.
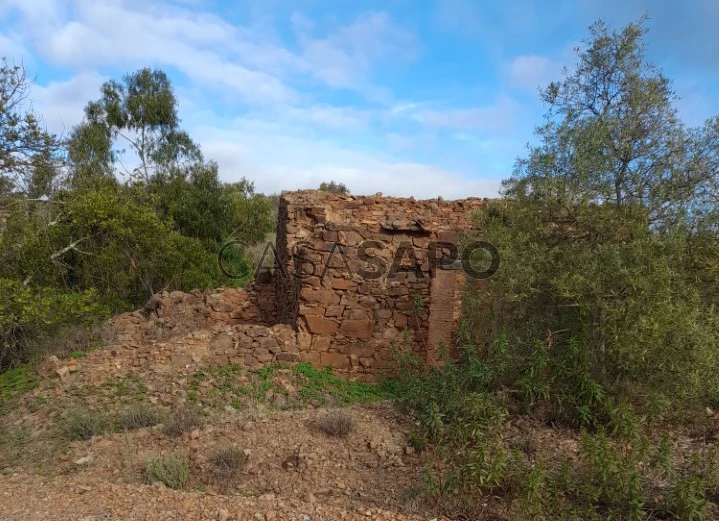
<box><xmin>30</xmin><ymin>71</ymin><xmax>106</xmax><ymax>135</ymax></box>
<box><xmin>292</xmin><ymin>10</ymin><xmax>417</xmax><ymax>101</ymax></box>
<box><xmin>506</xmin><ymin>54</ymin><xmax>562</xmax><ymax>91</ymax></box>
<box><xmin>1</xmin><ymin>1</ymin><xmax>508</xmax><ymax>198</ymax></box>
<box><xmin>193</xmin><ymin>117</ymin><xmax>500</xmax><ymax>199</ymax></box>
<box><xmin>418</xmin><ymin>95</ymin><xmax>520</xmax><ymax>133</ymax></box>
<box><xmin>6</xmin><ymin>0</ymin><xmax>416</xmax><ymax>106</ymax></box>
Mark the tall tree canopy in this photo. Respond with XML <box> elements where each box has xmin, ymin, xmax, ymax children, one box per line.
<box><xmin>69</xmin><ymin>67</ymin><xmax>202</xmax><ymax>185</ymax></box>
<box><xmin>505</xmin><ymin>18</ymin><xmax>718</xmax><ymax>231</ymax></box>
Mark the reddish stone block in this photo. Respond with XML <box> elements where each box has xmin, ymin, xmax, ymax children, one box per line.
<box><xmin>339</xmin><ymin>319</ymin><xmax>374</xmax><ymax>339</ymax></box>
<box><xmin>331</xmin><ymin>278</ymin><xmax>356</xmax><ymax>290</ymax></box>
<box><xmin>304</xmin><ymin>315</ymin><xmax>339</xmax><ymax>335</ymax></box>
<box><xmin>320</xmin><ymin>352</ymin><xmax>349</xmax><ymax>367</ymax></box>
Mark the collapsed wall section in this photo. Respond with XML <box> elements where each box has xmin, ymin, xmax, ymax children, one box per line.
<box><xmin>277</xmin><ymin>190</ymin><xmax>490</xmax><ymax>379</ymax></box>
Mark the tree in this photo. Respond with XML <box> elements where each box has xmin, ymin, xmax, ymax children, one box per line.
<box><xmin>319</xmin><ymin>181</ymin><xmax>349</xmax><ymax>194</ymax></box>
<box><xmin>71</xmin><ymin>67</ymin><xmax>202</xmax><ymax>185</ymax></box>
<box><xmin>505</xmin><ymin>18</ymin><xmax>718</xmax><ymax>231</ymax></box>
<box><xmin>468</xmin><ymin>18</ymin><xmax>719</xmax><ymax>421</ymax></box>
<box><xmin>150</xmin><ymin>162</ymin><xmax>233</xmax><ymax>244</ymax></box>
<box><xmin>0</xmin><ymin>59</ymin><xmax>59</xmax><ymax>196</ymax></box>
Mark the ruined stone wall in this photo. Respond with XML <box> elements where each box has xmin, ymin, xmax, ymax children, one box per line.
<box><xmin>93</xmin><ymin>286</ymin><xmax>296</xmax><ymax>380</ymax></box>
<box><xmin>108</xmin><ymin>282</ymin><xmax>278</xmax><ymax>348</ymax></box>
<box><xmin>79</xmin><ymin>190</ymin><xmax>493</xmax><ymax>382</ymax></box>
<box><xmin>277</xmin><ymin>190</ymin><xmax>491</xmax><ymax>379</ymax></box>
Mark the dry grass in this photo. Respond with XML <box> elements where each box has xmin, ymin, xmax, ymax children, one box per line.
<box><xmin>117</xmin><ymin>405</ymin><xmax>162</xmax><ymax>431</ymax></box>
<box><xmin>163</xmin><ymin>407</ymin><xmax>202</xmax><ymax>437</ymax></box>
<box><xmin>317</xmin><ymin>409</ymin><xmax>354</xmax><ymax>437</ymax></box>
<box><xmin>60</xmin><ymin>411</ymin><xmax>111</xmax><ymax>441</ymax></box>
<box><xmin>212</xmin><ymin>446</ymin><xmax>246</xmax><ymax>475</ymax></box>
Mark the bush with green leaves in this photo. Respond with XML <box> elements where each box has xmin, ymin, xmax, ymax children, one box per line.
<box><xmin>145</xmin><ymin>454</ymin><xmax>190</xmax><ymax>489</ymax></box>
<box><xmin>393</xmin><ymin>344</ymin><xmax>719</xmax><ymax>520</ymax></box>
<box><xmin>60</xmin><ymin>411</ymin><xmax>111</xmax><ymax>441</ymax></box>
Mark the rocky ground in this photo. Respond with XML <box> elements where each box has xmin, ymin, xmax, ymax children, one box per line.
<box><xmin>0</xmin><ymin>356</ymin><xmax>448</xmax><ymax>521</ymax></box>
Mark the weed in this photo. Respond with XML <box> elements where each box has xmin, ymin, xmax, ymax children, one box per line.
<box><xmin>294</xmin><ymin>362</ymin><xmax>389</xmax><ymax>404</ymax></box>
<box><xmin>317</xmin><ymin>409</ymin><xmax>354</xmax><ymax>437</ymax></box>
<box><xmin>163</xmin><ymin>407</ymin><xmax>202</xmax><ymax>437</ymax></box>
<box><xmin>145</xmin><ymin>454</ymin><xmax>190</xmax><ymax>489</ymax></box>
<box><xmin>213</xmin><ymin>446</ymin><xmax>246</xmax><ymax>475</ymax></box>
<box><xmin>117</xmin><ymin>405</ymin><xmax>161</xmax><ymax>431</ymax></box>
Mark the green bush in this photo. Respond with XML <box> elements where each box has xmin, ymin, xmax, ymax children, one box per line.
<box><xmin>392</xmin><ymin>344</ymin><xmax>719</xmax><ymax>519</ymax></box>
<box><xmin>145</xmin><ymin>454</ymin><xmax>190</xmax><ymax>489</ymax></box>
<box><xmin>60</xmin><ymin>411</ymin><xmax>111</xmax><ymax>441</ymax></box>
<box><xmin>0</xmin><ymin>279</ymin><xmax>106</xmax><ymax>370</ymax></box>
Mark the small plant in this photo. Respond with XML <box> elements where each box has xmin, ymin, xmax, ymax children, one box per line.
<box><xmin>60</xmin><ymin>411</ymin><xmax>110</xmax><ymax>440</ymax></box>
<box><xmin>317</xmin><ymin>409</ymin><xmax>354</xmax><ymax>437</ymax></box>
<box><xmin>163</xmin><ymin>407</ymin><xmax>202</xmax><ymax>437</ymax></box>
<box><xmin>117</xmin><ymin>405</ymin><xmax>161</xmax><ymax>431</ymax></box>
<box><xmin>293</xmin><ymin>362</ymin><xmax>389</xmax><ymax>404</ymax></box>
<box><xmin>145</xmin><ymin>454</ymin><xmax>190</xmax><ymax>489</ymax></box>
<box><xmin>213</xmin><ymin>446</ymin><xmax>246</xmax><ymax>475</ymax></box>
<box><xmin>0</xmin><ymin>365</ymin><xmax>38</xmax><ymax>410</ymax></box>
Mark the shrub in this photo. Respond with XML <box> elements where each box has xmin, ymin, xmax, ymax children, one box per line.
<box><xmin>212</xmin><ymin>446</ymin><xmax>245</xmax><ymax>475</ymax></box>
<box><xmin>392</xmin><ymin>345</ymin><xmax>719</xmax><ymax>519</ymax></box>
<box><xmin>117</xmin><ymin>405</ymin><xmax>161</xmax><ymax>431</ymax></box>
<box><xmin>60</xmin><ymin>411</ymin><xmax>110</xmax><ymax>441</ymax></box>
<box><xmin>145</xmin><ymin>454</ymin><xmax>190</xmax><ymax>489</ymax></box>
<box><xmin>317</xmin><ymin>410</ymin><xmax>354</xmax><ymax>437</ymax></box>
<box><xmin>163</xmin><ymin>407</ymin><xmax>202</xmax><ymax>437</ymax></box>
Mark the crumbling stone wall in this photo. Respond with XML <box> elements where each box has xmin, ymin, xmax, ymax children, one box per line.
<box><xmin>79</xmin><ymin>190</ymin><xmax>492</xmax><ymax>382</ymax></box>
<box><xmin>276</xmin><ymin>190</ymin><xmax>491</xmax><ymax>379</ymax></box>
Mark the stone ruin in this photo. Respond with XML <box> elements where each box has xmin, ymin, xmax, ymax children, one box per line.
<box><xmin>98</xmin><ymin>190</ymin><xmax>492</xmax><ymax>381</ymax></box>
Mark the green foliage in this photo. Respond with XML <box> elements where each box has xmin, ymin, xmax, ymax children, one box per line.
<box><xmin>145</xmin><ymin>454</ymin><xmax>190</xmax><ymax>489</ymax></box>
<box><xmin>393</xmin><ymin>342</ymin><xmax>719</xmax><ymax>519</ymax></box>
<box><xmin>293</xmin><ymin>362</ymin><xmax>390</xmax><ymax>404</ymax></box>
<box><xmin>319</xmin><ymin>181</ymin><xmax>349</xmax><ymax>194</ymax></box>
<box><xmin>0</xmin><ymin>364</ymin><xmax>38</xmax><ymax>410</ymax></box>
<box><xmin>469</xmin><ymin>18</ymin><xmax>718</xmax><ymax>413</ymax></box>
<box><xmin>0</xmin><ymin>278</ymin><xmax>106</xmax><ymax>368</ymax></box>
<box><xmin>60</xmin><ymin>411</ymin><xmax>111</xmax><ymax>441</ymax></box>
<box><xmin>75</xmin><ymin>67</ymin><xmax>202</xmax><ymax>184</ymax></box>
<box><xmin>506</xmin><ymin>17</ymin><xmax>718</xmax><ymax>231</ymax></box>
<box><xmin>0</xmin><ymin>62</ymin><xmax>273</xmax><ymax>370</ymax></box>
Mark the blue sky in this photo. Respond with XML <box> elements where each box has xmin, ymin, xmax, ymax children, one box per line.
<box><xmin>1</xmin><ymin>0</ymin><xmax>717</xmax><ymax>198</ymax></box>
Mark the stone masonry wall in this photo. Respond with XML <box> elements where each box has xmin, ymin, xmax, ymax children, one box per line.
<box><xmin>276</xmin><ymin>190</ymin><xmax>492</xmax><ymax>379</ymax></box>
<box><xmin>59</xmin><ymin>190</ymin><xmax>493</xmax><ymax>383</ymax></box>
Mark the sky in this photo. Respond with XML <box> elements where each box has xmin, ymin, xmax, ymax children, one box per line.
<box><xmin>1</xmin><ymin>0</ymin><xmax>717</xmax><ymax>199</ymax></box>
